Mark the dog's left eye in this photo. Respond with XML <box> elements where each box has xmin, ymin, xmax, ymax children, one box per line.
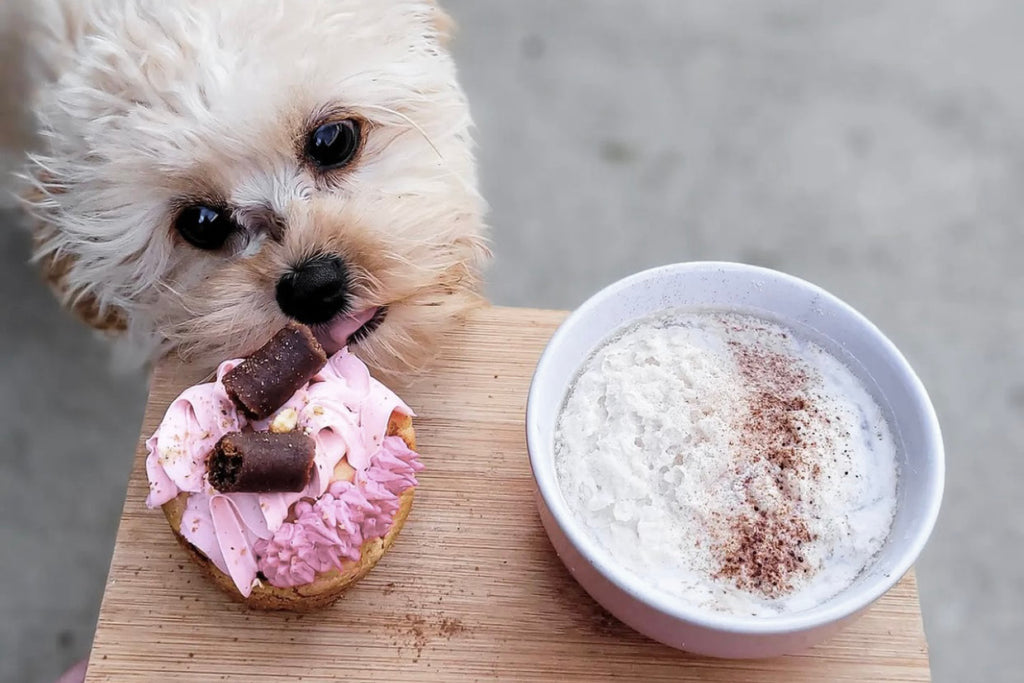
<box><xmin>306</xmin><ymin>120</ymin><xmax>361</xmax><ymax>170</ymax></box>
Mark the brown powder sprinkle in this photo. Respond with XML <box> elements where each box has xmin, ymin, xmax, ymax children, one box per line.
<box><xmin>716</xmin><ymin>504</ymin><xmax>813</xmax><ymax>597</ymax></box>
<box><xmin>438</xmin><ymin>617</ymin><xmax>466</xmax><ymax>639</ymax></box>
<box><xmin>405</xmin><ymin>614</ymin><xmax>428</xmax><ymax>659</ymax></box>
<box><xmin>712</xmin><ymin>333</ymin><xmax>834</xmax><ymax>597</ymax></box>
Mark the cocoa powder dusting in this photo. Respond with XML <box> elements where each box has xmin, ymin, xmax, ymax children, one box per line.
<box><xmin>717</xmin><ymin>506</ymin><xmax>813</xmax><ymax>597</ymax></box>
<box><xmin>713</xmin><ymin>333</ymin><xmax>831</xmax><ymax>597</ymax></box>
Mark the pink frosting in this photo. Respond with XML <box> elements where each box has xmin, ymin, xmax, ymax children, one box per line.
<box><xmin>255</xmin><ymin>436</ymin><xmax>422</xmax><ymax>587</ymax></box>
<box><xmin>145</xmin><ymin>348</ymin><xmax>421</xmax><ymax>597</ymax></box>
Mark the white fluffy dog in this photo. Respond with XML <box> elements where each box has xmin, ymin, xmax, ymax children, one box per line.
<box><xmin>18</xmin><ymin>0</ymin><xmax>489</xmax><ymax>382</ymax></box>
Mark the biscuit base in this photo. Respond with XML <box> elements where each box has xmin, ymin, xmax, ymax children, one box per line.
<box><xmin>161</xmin><ymin>413</ymin><xmax>417</xmax><ymax>612</ymax></box>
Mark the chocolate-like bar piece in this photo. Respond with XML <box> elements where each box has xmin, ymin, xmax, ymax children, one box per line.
<box><xmin>208</xmin><ymin>431</ymin><xmax>316</xmax><ymax>493</ymax></box>
<box><xmin>223</xmin><ymin>323</ymin><xmax>327</xmax><ymax>419</ymax></box>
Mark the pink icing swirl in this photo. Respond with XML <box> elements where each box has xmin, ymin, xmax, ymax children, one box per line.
<box><xmin>255</xmin><ymin>436</ymin><xmax>423</xmax><ymax>587</ymax></box>
<box><xmin>144</xmin><ymin>348</ymin><xmax>420</xmax><ymax>597</ymax></box>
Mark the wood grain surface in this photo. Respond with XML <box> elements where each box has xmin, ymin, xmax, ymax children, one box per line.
<box><xmin>86</xmin><ymin>306</ymin><xmax>931</xmax><ymax>682</ymax></box>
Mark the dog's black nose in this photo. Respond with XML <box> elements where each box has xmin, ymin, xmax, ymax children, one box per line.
<box><xmin>275</xmin><ymin>255</ymin><xmax>351</xmax><ymax>325</ymax></box>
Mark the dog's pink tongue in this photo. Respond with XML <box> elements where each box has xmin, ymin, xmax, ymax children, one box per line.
<box><xmin>317</xmin><ymin>308</ymin><xmax>378</xmax><ymax>354</ymax></box>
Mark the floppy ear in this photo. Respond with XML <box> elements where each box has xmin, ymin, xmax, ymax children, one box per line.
<box><xmin>20</xmin><ymin>172</ymin><xmax>128</xmax><ymax>334</ymax></box>
<box><xmin>425</xmin><ymin>0</ymin><xmax>456</xmax><ymax>47</ymax></box>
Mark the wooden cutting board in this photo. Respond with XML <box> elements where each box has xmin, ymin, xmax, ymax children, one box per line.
<box><xmin>86</xmin><ymin>306</ymin><xmax>932</xmax><ymax>682</ymax></box>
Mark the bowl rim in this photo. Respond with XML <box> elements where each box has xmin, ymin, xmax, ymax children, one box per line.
<box><xmin>525</xmin><ymin>260</ymin><xmax>945</xmax><ymax>634</ymax></box>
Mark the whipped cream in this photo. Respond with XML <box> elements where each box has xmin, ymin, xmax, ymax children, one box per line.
<box><xmin>145</xmin><ymin>348</ymin><xmax>422</xmax><ymax>596</ymax></box>
<box><xmin>554</xmin><ymin>310</ymin><xmax>898</xmax><ymax>616</ymax></box>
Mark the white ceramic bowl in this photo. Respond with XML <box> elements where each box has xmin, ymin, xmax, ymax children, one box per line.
<box><xmin>525</xmin><ymin>261</ymin><xmax>944</xmax><ymax>659</ymax></box>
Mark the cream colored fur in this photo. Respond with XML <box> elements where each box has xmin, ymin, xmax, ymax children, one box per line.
<box><xmin>18</xmin><ymin>0</ymin><xmax>489</xmax><ymax>382</ymax></box>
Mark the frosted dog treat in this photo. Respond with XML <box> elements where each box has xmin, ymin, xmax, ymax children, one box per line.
<box><xmin>145</xmin><ymin>331</ymin><xmax>423</xmax><ymax>611</ymax></box>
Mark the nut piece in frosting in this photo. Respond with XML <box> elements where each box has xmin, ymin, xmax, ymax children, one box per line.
<box><xmin>222</xmin><ymin>323</ymin><xmax>328</xmax><ymax>419</ymax></box>
<box><xmin>208</xmin><ymin>431</ymin><xmax>316</xmax><ymax>494</ymax></box>
<box><xmin>269</xmin><ymin>407</ymin><xmax>299</xmax><ymax>433</ymax></box>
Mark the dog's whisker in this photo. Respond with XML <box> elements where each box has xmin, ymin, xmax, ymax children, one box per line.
<box><xmin>153</xmin><ymin>281</ymin><xmax>204</xmax><ymax>317</ymax></box>
<box><xmin>349</xmin><ymin>268</ymin><xmax>385</xmax><ymax>294</ymax></box>
<box><xmin>357</xmin><ymin>103</ymin><xmax>443</xmax><ymax>160</ymax></box>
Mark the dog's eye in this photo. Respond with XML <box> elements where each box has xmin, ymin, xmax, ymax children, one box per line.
<box><xmin>306</xmin><ymin>120</ymin><xmax>361</xmax><ymax>170</ymax></box>
<box><xmin>175</xmin><ymin>205</ymin><xmax>235</xmax><ymax>250</ymax></box>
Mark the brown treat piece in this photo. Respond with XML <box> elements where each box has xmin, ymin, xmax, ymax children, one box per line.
<box><xmin>222</xmin><ymin>323</ymin><xmax>327</xmax><ymax>419</ymax></box>
<box><xmin>208</xmin><ymin>431</ymin><xmax>316</xmax><ymax>494</ymax></box>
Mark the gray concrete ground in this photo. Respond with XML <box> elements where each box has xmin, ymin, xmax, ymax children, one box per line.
<box><xmin>2</xmin><ymin>1</ymin><xmax>1022</xmax><ymax>681</ymax></box>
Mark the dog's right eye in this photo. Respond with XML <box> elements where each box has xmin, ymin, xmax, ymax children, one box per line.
<box><xmin>175</xmin><ymin>205</ymin><xmax>235</xmax><ymax>250</ymax></box>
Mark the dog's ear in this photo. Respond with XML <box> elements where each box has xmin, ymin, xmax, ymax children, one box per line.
<box><xmin>20</xmin><ymin>172</ymin><xmax>128</xmax><ymax>334</ymax></box>
<box><xmin>424</xmin><ymin>0</ymin><xmax>456</xmax><ymax>48</ymax></box>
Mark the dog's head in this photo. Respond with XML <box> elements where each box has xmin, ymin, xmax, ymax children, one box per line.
<box><xmin>22</xmin><ymin>0</ymin><xmax>488</xmax><ymax>381</ymax></box>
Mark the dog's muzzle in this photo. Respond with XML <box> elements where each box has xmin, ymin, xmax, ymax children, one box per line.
<box><xmin>275</xmin><ymin>254</ymin><xmax>385</xmax><ymax>353</ymax></box>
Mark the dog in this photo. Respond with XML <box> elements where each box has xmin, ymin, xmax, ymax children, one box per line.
<box><xmin>16</xmin><ymin>0</ymin><xmax>489</xmax><ymax>383</ymax></box>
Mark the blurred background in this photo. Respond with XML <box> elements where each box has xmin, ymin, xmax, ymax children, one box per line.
<box><xmin>1</xmin><ymin>1</ymin><xmax>1021</xmax><ymax>681</ymax></box>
